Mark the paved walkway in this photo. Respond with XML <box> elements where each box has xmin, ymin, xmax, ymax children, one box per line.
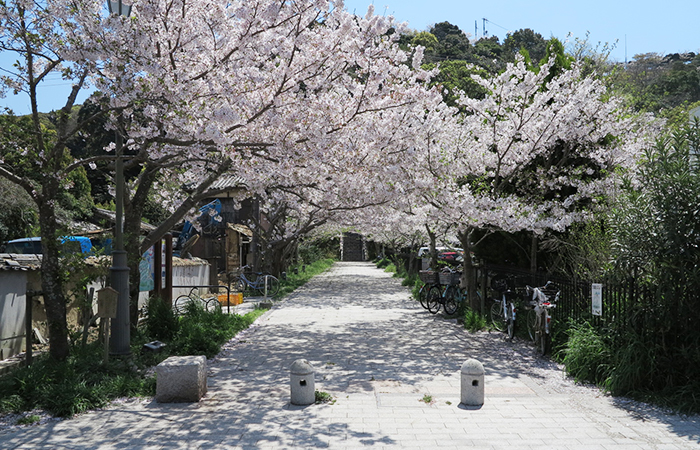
<box><xmin>2</xmin><ymin>262</ymin><xmax>700</xmax><ymax>449</ymax></box>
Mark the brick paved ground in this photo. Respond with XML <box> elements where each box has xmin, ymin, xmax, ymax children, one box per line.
<box><xmin>2</xmin><ymin>262</ymin><xmax>699</xmax><ymax>449</ymax></box>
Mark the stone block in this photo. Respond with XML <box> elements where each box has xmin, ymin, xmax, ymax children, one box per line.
<box><xmin>156</xmin><ymin>355</ymin><xmax>207</xmax><ymax>403</ymax></box>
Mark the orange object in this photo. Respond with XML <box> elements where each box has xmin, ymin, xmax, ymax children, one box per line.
<box><xmin>218</xmin><ymin>292</ymin><xmax>243</xmax><ymax>306</ymax></box>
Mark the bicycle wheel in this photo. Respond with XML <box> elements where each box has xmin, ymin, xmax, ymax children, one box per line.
<box><xmin>526</xmin><ymin>309</ymin><xmax>537</xmax><ymax>342</ymax></box>
<box><xmin>490</xmin><ymin>301</ymin><xmax>506</xmax><ymax>331</ymax></box>
<box><xmin>426</xmin><ymin>285</ymin><xmax>442</xmax><ymax>314</ymax></box>
<box><xmin>506</xmin><ymin>302</ymin><xmax>515</xmax><ymax>340</ymax></box>
<box><xmin>443</xmin><ymin>286</ymin><xmax>459</xmax><ymax>315</ymax></box>
<box><xmin>205</xmin><ymin>297</ymin><xmax>221</xmax><ymax>312</ymax></box>
<box><xmin>258</xmin><ymin>275</ymin><xmax>280</xmax><ymax>296</ymax></box>
<box><xmin>419</xmin><ymin>285</ymin><xmax>430</xmax><ymax>309</ymax></box>
<box><xmin>174</xmin><ymin>295</ymin><xmax>191</xmax><ymax>315</ymax></box>
<box><xmin>233</xmin><ymin>277</ymin><xmax>247</xmax><ymax>294</ymax></box>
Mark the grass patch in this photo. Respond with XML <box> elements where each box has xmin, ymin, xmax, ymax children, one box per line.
<box><xmin>0</xmin><ymin>305</ymin><xmax>265</xmax><ymax>418</ymax></box>
<box><xmin>419</xmin><ymin>394</ymin><xmax>434</xmax><ymax>404</ymax></box>
<box><xmin>314</xmin><ymin>390</ymin><xmax>335</xmax><ymax>404</ymax></box>
<box><xmin>562</xmin><ymin>321</ymin><xmax>612</xmax><ymax>385</ymax></box>
<box><xmin>0</xmin><ymin>343</ymin><xmax>156</xmax><ymax>418</ymax></box>
<box><xmin>276</xmin><ymin>258</ymin><xmax>335</xmax><ymax>299</ymax></box>
<box><xmin>463</xmin><ymin>308</ymin><xmax>488</xmax><ymax>332</ymax></box>
<box><xmin>16</xmin><ymin>414</ymin><xmax>41</xmax><ymax>425</ymax></box>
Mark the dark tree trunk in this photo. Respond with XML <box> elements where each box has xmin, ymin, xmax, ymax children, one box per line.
<box><xmin>38</xmin><ymin>200</ymin><xmax>70</xmax><ymax>360</ymax></box>
<box><xmin>426</xmin><ymin>225</ymin><xmax>438</xmax><ymax>271</ymax></box>
<box><xmin>459</xmin><ymin>228</ymin><xmax>480</xmax><ymax>313</ymax></box>
<box><xmin>530</xmin><ymin>233</ymin><xmax>538</xmax><ymax>274</ymax></box>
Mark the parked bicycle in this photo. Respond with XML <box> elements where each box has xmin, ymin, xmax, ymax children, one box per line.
<box><xmin>173</xmin><ymin>288</ymin><xmax>221</xmax><ymax>315</ymax></box>
<box><xmin>489</xmin><ymin>280</ymin><xmax>518</xmax><ymax>341</ymax></box>
<box><xmin>233</xmin><ymin>265</ymin><xmax>280</xmax><ymax>297</ymax></box>
<box><xmin>417</xmin><ymin>270</ymin><xmax>439</xmax><ymax>310</ymax></box>
<box><xmin>426</xmin><ymin>269</ymin><xmax>463</xmax><ymax>315</ymax></box>
<box><xmin>525</xmin><ymin>281</ymin><xmax>559</xmax><ymax>355</ymax></box>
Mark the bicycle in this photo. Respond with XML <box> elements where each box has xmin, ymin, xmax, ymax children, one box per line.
<box><xmin>489</xmin><ymin>280</ymin><xmax>518</xmax><ymax>341</ymax></box>
<box><xmin>417</xmin><ymin>270</ymin><xmax>439</xmax><ymax>310</ymax></box>
<box><xmin>173</xmin><ymin>287</ymin><xmax>221</xmax><ymax>315</ymax></box>
<box><xmin>426</xmin><ymin>269</ymin><xmax>467</xmax><ymax>315</ymax></box>
<box><xmin>233</xmin><ymin>265</ymin><xmax>280</xmax><ymax>297</ymax></box>
<box><xmin>525</xmin><ymin>282</ymin><xmax>559</xmax><ymax>355</ymax></box>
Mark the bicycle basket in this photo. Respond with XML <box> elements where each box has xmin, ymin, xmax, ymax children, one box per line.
<box><xmin>439</xmin><ymin>271</ymin><xmax>461</xmax><ymax>286</ymax></box>
<box><xmin>419</xmin><ymin>270</ymin><xmax>439</xmax><ymax>284</ymax></box>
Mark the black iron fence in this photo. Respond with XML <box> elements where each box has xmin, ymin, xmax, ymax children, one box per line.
<box><xmin>478</xmin><ymin>264</ymin><xmax>637</xmax><ymax>331</ymax></box>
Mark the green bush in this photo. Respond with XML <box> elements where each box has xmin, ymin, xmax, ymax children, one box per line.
<box><xmin>562</xmin><ymin>321</ymin><xmax>612</xmax><ymax>385</ymax></box>
<box><xmin>0</xmin><ymin>343</ymin><xmax>154</xmax><ymax>418</ymax></box>
<box><xmin>464</xmin><ymin>308</ymin><xmax>488</xmax><ymax>332</ymax></box>
<box><xmin>277</xmin><ymin>258</ymin><xmax>335</xmax><ymax>298</ymax></box>
<box><xmin>376</xmin><ymin>258</ymin><xmax>391</xmax><ymax>269</ymax></box>
<box><xmin>171</xmin><ymin>301</ymin><xmax>262</xmax><ymax>358</ymax></box>
<box><xmin>143</xmin><ymin>296</ymin><xmax>179</xmax><ymax>341</ymax></box>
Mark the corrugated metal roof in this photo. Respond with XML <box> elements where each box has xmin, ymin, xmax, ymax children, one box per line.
<box><xmin>0</xmin><ymin>255</ymin><xmax>34</xmax><ymax>270</ymax></box>
<box><xmin>93</xmin><ymin>208</ymin><xmax>157</xmax><ymax>232</ymax></box>
<box><xmin>207</xmin><ymin>175</ymin><xmax>246</xmax><ymax>191</ymax></box>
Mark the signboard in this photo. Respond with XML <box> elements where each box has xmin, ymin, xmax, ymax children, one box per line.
<box><xmin>591</xmin><ymin>283</ymin><xmax>603</xmax><ymax>316</ymax></box>
<box><xmin>139</xmin><ymin>246</ymin><xmax>154</xmax><ymax>292</ymax></box>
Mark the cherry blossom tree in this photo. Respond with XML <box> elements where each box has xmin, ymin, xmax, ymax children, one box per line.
<box><xmin>1</xmin><ymin>0</ymin><xmax>443</xmax><ymax>358</ymax></box>
<box><xmin>0</xmin><ymin>0</ymin><xmax>119</xmax><ymax>360</ymax></box>
<box><xmin>386</xmin><ymin>57</ymin><xmax>659</xmax><ymax>310</ymax></box>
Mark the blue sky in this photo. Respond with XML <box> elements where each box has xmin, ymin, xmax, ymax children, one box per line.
<box><xmin>344</xmin><ymin>0</ymin><xmax>699</xmax><ymax>62</ymax></box>
<box><xmin>2</xmin><ymin>0</ymin><xmax>699</xmax><ymax>114</ymax></box>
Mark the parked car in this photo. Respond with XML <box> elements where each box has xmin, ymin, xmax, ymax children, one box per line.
<box><xmin>2</xmin><ymin>236</ymin><xmax>93</xmax><ymax>255</ymax></box>
<box><xmin>417</xmin><ymin>246</ymin><xmax>464</xmax><ymax>263</ymax></box>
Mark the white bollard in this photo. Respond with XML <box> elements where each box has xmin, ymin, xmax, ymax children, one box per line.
<box><xmin>460</xmin><ymin>358</ymin><xmax>485</xmax><ymax>406</ymax></box>
<box><xmin>290</xmin><ymin>359</ymin><xmax>315</xmax><ymax>405</ymax></box>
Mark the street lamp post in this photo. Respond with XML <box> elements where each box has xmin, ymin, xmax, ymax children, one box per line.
<box><xmin>108</xmin><ymin>0</ymin><xmax>132</xmax><ymax>356</ymax></box>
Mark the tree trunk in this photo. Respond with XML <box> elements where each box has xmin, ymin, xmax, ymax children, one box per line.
<box><xmin>38</xmin><ymin>200</ymin><xmax>70</xmax><ymax>360</ymax></box>
<box><xmin>530</xmin><ymin>233</ymin><xmax>538</xmax><ymax>274</ymax></box>
<box><xmin>459</xmin><ymin>228</ymin><xmax>480</xmax><ymax>313</ymax></box>
<box><xmin>426</xmin><ymin>225</ymin><xmax>438</xmax><ymax>271</ymax></box>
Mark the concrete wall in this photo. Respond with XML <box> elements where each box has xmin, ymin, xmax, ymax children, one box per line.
<box><xmin>172</xmin><ymin>258</ymin><xmax>211</xmax><ymax>300</ymax></box>
<box><xmin>0</xmin><ymin>271</ymin><xmax>27</xmax><ymax>360</ymax></box>
<box><xmin>0</xmin><ymin>257</ymin><xmax>210</xmax><ymax>360</ymax></box>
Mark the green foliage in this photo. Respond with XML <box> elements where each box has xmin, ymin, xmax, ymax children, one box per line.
<box><xmin>171</xmin><ymin>302</ymin><xmax>263</xmax><ymax>358</ymax></box>
<box><xmin>0</xmin><ymin>177</ymin><xmax>38</xmax><ymax>242</ymax></box>
<box><xmin>411</xmin><ymin>31</ymin><xmax>438</xmax><ymax>53</ymax></box>
<box><xmin>566</xmin><ymin>122</ymin><xmax>700</xmax><ymax>413</ymax></box>
<box><xmin>314</xmin><ymin>390</ymin><xmax>334</xmax><ymax>404</ymax></box>
<box><xmin>276</xmin><ymin>258</ymin><xmax>335</xmax><ymax>299</ymax></box>
<box><xmin>423</xmin><ymin>60</ymin><xmax>489</xmax><ymax>108</ymax></box>
<box><xmin>0</xmin><ymin>343</ymin><xmax>154</xmax><ymax>418</ymax></box>
<box><xmin>503</xmin><ymin>28</ymin><xmax>547</xmax><ymax>63</ymax></box>
<box><xmin>16</xmin><ymin>414</ymin><xmax>41</xmax><ymax>425</ymax></box>
<box><xmin>298</xmin><ymin>236</ymin><xmax>339</xmax><ymax>264</ymax></box>
<box><xmin>611</xmin><ymin>52</ymin><xmax>700</xmax><ymax>114</ymax></box>
<box><xmin>427</xmin><ymin>22</ymin><xmax>471</xmax><ymax>62</ymax></box>
<box><xmin>376</xmin><ymin>257</ymin><xmax>391</xmax><ymax>269</ymax></box>
<box><xmin>562</xmin><ymin>321</ymin><xmax>612</xmax><ymax>384</ymax></box>
<box><xmin>144</xmin><ymin>296</ymin><xmax>179</xmax><ymax>341</ymax></box>
<box><xmin>463</xmin><ymin>308</ymin><xmax>488</xmax><ymax>332</ymax></box>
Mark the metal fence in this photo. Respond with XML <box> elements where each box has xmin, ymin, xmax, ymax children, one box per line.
<box><xmin>479</xmin><ymin>264</ymin><xmax>636</xmax><ymax>330</ymax></box>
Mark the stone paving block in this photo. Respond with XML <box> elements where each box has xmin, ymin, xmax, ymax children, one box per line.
<box><xmin>4</xmin><ymin>263</ymin><xmax>700</xmax><ymax>450</ymax></box>
<box><xmin>156</xmin><ymin>355</ymin><xmax>207</xmax><ymax>403</ymax></box>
